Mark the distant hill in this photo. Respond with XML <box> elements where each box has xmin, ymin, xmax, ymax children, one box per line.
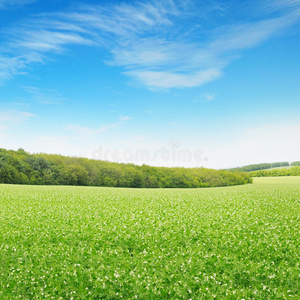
<box><xmin>0</xmin><ymin>148</ymin><xmax>252</xmax><ymax>188</ymax></box>
<box><xmin>249</xmin><ymin>167</ymin><xmax>300</xmax><ymax>177</ymax></box>
<box><xmin>226</xmin><ymin>162</ymin><xmax>291</xmax><ymax>172</ymax></box>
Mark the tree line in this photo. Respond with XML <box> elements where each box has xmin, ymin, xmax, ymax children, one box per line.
<box><xmin>0</xmin><ymin>148</ymin><xmax>252</xmax><ymax>188</ymax></box>
<box><xmin>249</xmin><ymin>167</ymin><xmax>300</xmax><ymax>177</ymax></box>
<box><xmin>227</xmin><ymin>162</ymin><xmax>290</xmax><ymax>172</ymax></box>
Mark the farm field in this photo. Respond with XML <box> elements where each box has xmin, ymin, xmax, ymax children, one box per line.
<box><xmin>0</xmin><ymin>177</ymin><xmax>299</xmax><ymax>299</ymax></box>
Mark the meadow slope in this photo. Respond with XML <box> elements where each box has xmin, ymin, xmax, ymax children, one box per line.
<box><xmin>0</xmin><ymin>177</ymin><xmax>299</xmax><ymax>299</ymax></box>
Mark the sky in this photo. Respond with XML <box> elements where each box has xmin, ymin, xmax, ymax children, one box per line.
<box><xmin>0</xmin><ymin>0</ymin><xmax>299</xmax><ymax>169</ymax></box>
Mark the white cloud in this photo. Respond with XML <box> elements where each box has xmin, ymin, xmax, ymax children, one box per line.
<box><xmin>0</xmin><ymin>53</ymin><xmax>43</xmax><ymax>84</ymax></box>
<box><xmin>209</xmin><ymin>12</ymin><xmax>300</xmax><ymax>53</ymax></box>
<box><xmin>1</xmin><ymin>0</ymin><xmax>300</xmax><ymax>88</ymax></box>
<box><xmin>0</xmin><ymin>110</ymin><xmax>34</xmax><ymax>138</ymax></box>
<box><xmin>16</xmin><ymin>30</ymin><xmax>94</xmax><ymax>53</ymax></box>
<box><xmin>0</xmin><ymin>110</ymin><xmax>34</xmax><ymax>123</ymax></box>
<box><xmin>0</xmin><ymin>56</ymin><xmax>28</xmax><ymax>83</ymax></box>
<box><xmin>260</xmin><ymin>0</ymin><xmax>300</xmax><ymax>14</ymax></box>
<box><xmin>204</xmin><ymin>94</ymin><xmax>216</xmax><ymax>102</ymax></box>
<box><xmin>23</xmin><ymin>86</ymin><xmax>67</xmax><ymax>104</ymax></box>
<box><xmin>119</xmin><ymin>116</ymin><xmax>132</xmax><ymax>121</ymax></box>
<box><xmin>125</xmin><ymin>69</ymin><xmax>221</xmax><ymax>89</ymax></box>
<box><xmin>66</xmin><ymin>116</ymin><xmax>132</xmax><ymax>136</ymax></box>
<box><xmin>193</xmin><ymin>93</ymin><xmax>216</xmax><ymax>103</ymax></box>
<box><xmin>66</xmin><ymin>124</ymin><xmax>118</xmax><ymax>136</ymax></box>
<box><xmin>0</xmin><ymin>0</ymin><xmax>36</xmax><ymax>9</ymax></box>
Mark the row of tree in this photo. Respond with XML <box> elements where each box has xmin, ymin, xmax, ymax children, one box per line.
<box><xmin>249</xmin><ymin>167</ymin><xmax>300</xmax><ymax>177</ymax></box>
<box><xmin>0</xmin><ymin>148</ymin><xmax>252</xmax><ymax>188</ymax></box>
<box><xmin>291</xmin><ymin>161</ymin><xmax>300</xmax><ymax>166</ymax></box>
<box><xmin>227</xmin><ymin>162</ymin><xmax>290</xmax><ymax>172</ymax></box>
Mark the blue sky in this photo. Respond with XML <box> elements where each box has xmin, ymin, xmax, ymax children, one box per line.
<box><xmin>0</xmin><ymin>0</ymin><xmax>299</xmax><ymax>168</ymax></box>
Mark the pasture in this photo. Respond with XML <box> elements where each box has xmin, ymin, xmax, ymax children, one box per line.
<box><xmin>0</xmin><ymin>177</ymin><xmax>299</xmax><ymax>299</ymax></box>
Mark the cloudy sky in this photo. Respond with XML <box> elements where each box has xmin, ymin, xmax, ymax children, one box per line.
<box><xmin>0</xmin><ymin>0</ymin><xmax>299</xmax><ymax>168</ymax></box>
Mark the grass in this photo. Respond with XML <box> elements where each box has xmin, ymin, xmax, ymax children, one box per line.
<box><xmin>0</xmin><ymin>177</ymin><xmax>299</xmax><ymax>299</ymax></box>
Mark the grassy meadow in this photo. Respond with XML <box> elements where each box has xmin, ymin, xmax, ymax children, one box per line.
<box><xmin>0</xmin><ymin>177</ymin><xmax>299</xmax><ymax>299</ymax></box>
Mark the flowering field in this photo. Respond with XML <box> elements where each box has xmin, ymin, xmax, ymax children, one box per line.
<box><xmin>0</xmin><ymin>177</ymin><xmax>299</xmax><ymax>299</ymax></box>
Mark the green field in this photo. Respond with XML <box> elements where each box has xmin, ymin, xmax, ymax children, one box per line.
<box><xmin>0</xmin><ymin>177</ymin><xmax>299</xmax><ymax>299</ymax></box>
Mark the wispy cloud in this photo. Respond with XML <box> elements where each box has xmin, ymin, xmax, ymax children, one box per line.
<box><xmin>66</xmin><ymin>116</ymin><xmax>132</xmax><ymax>136</ymax></box>
<box><xmin>0</xmin><ymin>110</ymin><xmax>34</xmax><ymax>123</ymax></box>
<box><xmin>0</xmin><ymin>56</ymin><xmax>28</xmax><ymax>83</ymax></box>
<box><xmin>260</xmin><ymin>0</ymin><xmax>300</xmax><ymax>14</ymax></box>
<box><xmin>126</xmin><ymin>69</ymin><xmax>221</xmax><ymax>89</ymax></box>
<box><xmin>0</xmin><ymin>0</ymin><xmax>37</xmax><ymax>9</ymax></box>
<box><xmin>15</xmin><ymin>30</ymin><xmax>94</xmax><ymax>53</ymax></box>
<box><xmin>119</xmin><ymin>116</ymin><xmax>132</xmax><ymax>121</ymax></box>
<box><xmin>1</xmin><ymin>0</ymin><xmax>300</xmax><ymax>88</ymax></box>
<box><xmin>0</xmin><ymin>53</ymin><xmax>43</xmax><ymax>84</ymax></box>
<box><xmin>23</xmin><ymin>86</ymin><xmax>67</xmax><ymax>104</ymax></box>
<box><xmin>0</xmin><ymin>110</ymin><xmax>34</xmax><ymax>138</ymax></box>
<box><xmin>193</xmin><ymin>93</ymin><xmax>216</xmax><ymax>103</ymax></box>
